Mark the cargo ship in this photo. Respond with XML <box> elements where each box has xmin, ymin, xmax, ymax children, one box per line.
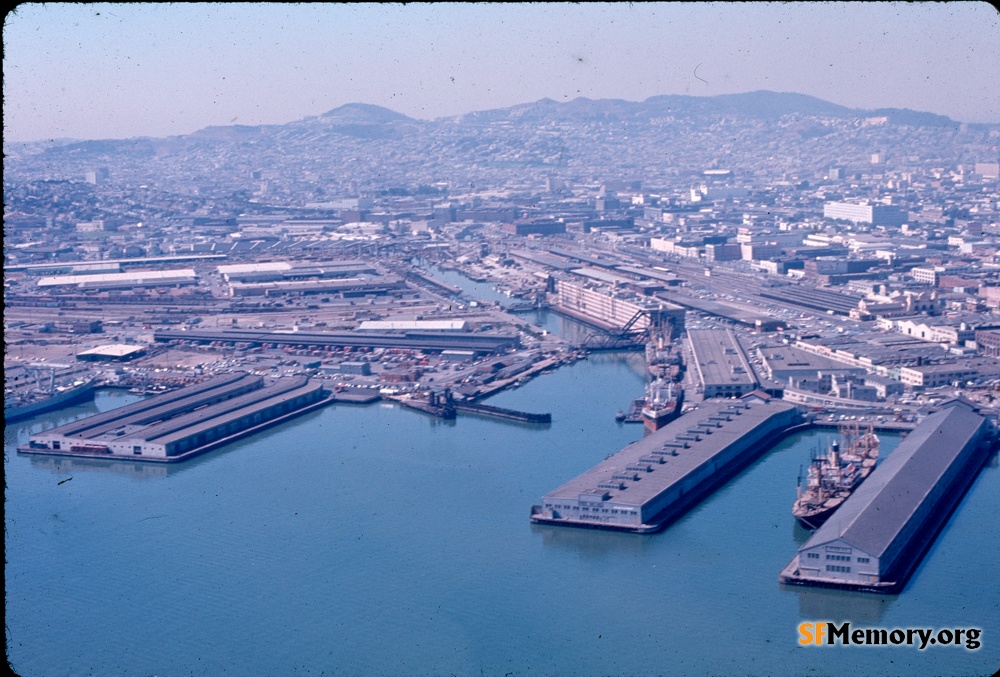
<box><xmin>641</xmin><ymin>379</ymin><xmax>683</xmax><ymax>432</ymax></box>
<box><xmin>4</xmin><ymin>378</ymin><xmax>96</xmax><ymax>423</ymax></box>
<box><xmin>793</xmin><ymin>422</ymin><xmax>879</xmax><ymax>529</ymax></box>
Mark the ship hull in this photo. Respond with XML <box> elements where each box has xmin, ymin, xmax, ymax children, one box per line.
<box><xmin>4</xmin><ymin>380</ymin><xmax>96</xmax><ymax>423</ymax></box>
<box><xmin>642</xmin><ymin>406</ymin><xmax>680</xmax><ymax>431</ymax></box>
<box><xmin>641</xmin><ymin>388</ymin><xmax>684</xmax><ymax>432</ymax></box>
<box><xmin>793</xmin><ymin>501</ymin><xmax>842</xmax><ymax>530</ymax></box>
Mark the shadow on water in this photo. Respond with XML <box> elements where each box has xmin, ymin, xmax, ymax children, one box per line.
<box><xmin>786</xmin><ymin>584</ymin><xmax>896</xmax><ymax>625</ymax></box>
<box><xmin>14</xmin><ymin>398</ymin><xmax>340</xmax><ymax>479</ymax></box>
<box><xmin>5</xmin><ymin>389</ymin><xmax>145</xmax><ymax>462</ymax></box>
<box><xmin>24</xmin><ymin>453</ymin><xmax>174</xmax><ymax>479</ymax></box>
<box><xmin>531</xmin><ymin>523</ymin><xmax>654</xmax><ymax>557</ymax></box>
<box><xmin>792</xmin><ymin>519</ymin><xmax>815</xmax><ymax>547</ymax></box>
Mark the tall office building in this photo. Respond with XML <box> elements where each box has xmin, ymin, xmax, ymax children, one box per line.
<box><xmin>84</xmin><ymin>168</ymin><xmax>110</xmax><ymax>185</ymax></box>
<box><xmin>823</xmin><ymin>201</ymin><xmax>905</xmax><ymax>228</ymax></box>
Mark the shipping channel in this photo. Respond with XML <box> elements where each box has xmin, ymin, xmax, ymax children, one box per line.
<box><xmin>4</xmin><ymin>310</ymin><xmax>999</xmax><ymax>677</ymax></box>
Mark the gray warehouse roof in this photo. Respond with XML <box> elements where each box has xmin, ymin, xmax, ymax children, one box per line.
<box><xmin>543</xmin><ymin>398</ymin><xmax>797</xmax><ymax>508</ymax></box>
<box><xmin>47</xmin><ymin>372</ymin><xmax>253</xmax><ymax>437</ymax></box>
<box><xmin>154</xmin><ymin>328</ymin><xmax>518</xmax><ymax>353</ymax></box>
<box><xmin>688</xmin><ymin>328</ymin><xmax>758</xmax><ymax>388</ymax></box>
<box><xmin>146</xmin><ymin>377</ymin><xmax>319</xmax><ymax>445</ymax></box>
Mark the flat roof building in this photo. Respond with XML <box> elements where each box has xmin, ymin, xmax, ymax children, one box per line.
<box><xmin>532</xmin><ymin>397</ymin><xmax>800</xmax><ymax>532</ymax></box>
<box><xmin>758</xmin><ymin>345</ymin><xmax>862</xmax><ymax>383</ymax></box>
<box><xmin>555</xmin><ymin>278</ymin><xmax>685</xmax><ymax>336</ymax></box>
<box><xmin>356</xmin><ymin>320</ymin><xmax>468</xmax><ymax>332</ymax></box>
<box><xmin>823</xmin><ymin>201</ymin><xmax>906</xmax><ymax>228</ymax></box>
<box><xmin>22</xmin><ymin>373</ymin><xmax>328</xmax><ymax>462</ymax></box>
<box><xmin>228</xmin><ymin>275</ymin><xmax>404</xmax><ymax>297</ymax></box>
<box><xmin>76</xmin><ymin>344</ymin><xmax>146</xmax><ymax>362</ymax></box>
<box><xmin>218</xmin><ymin>260</ymin><xmax>377</xmax><ymax>283</ymax></box>
<box><xmin>37</xmin><ymin>269</ymin><xmax>197</xmax><ymax>290</ymax></box>
<box><xmin>153</xmin><ymin>327</ymin><xmax>518</xmax><ymax>354</ymax></box>
<box><xmin>688</xmin><ymin>329</ymin><xmax>759</xmax><ymax>398</ymax></box>
<box><xmin>502</xmin><ymin>221</ymin><xmax>566</xmax><ymax>236</ymax></box>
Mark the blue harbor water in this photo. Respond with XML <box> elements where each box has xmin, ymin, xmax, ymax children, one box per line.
<box><xmin>5</xmin><ymin>313</ymin><xmax>999</xmax><ymax>676</ymax></box>
<box><xmin>413</xmin><ymin>260</ymin><xmax>518</xmax><ymax>307</ymax></box>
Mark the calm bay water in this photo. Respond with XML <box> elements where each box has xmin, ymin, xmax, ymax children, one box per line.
<box><xmin>413</xmin><ymin>261</ymin><xmax>516</xmax><ymax>308</ymax></box>
<box><xmin>6</xmin><ymin>313</ymin><xmax>999</xmax><ymax>676</ymax></box>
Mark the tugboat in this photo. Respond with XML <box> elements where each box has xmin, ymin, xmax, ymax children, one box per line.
<box><xmin>641</xmin><ymin>379</ymin><xmax>683</xmax><ymax>432</ymax></box>
<box><xmin>793</xmin><ymin>422</ymin><xmax>880</xmax><ymax>529</ymax></box>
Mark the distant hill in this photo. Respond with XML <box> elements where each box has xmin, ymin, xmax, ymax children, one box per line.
<box><xmin>687</xmin><ymin>91</ymin><xmax>856</xmax><ymax>118</ymax></box>
<box><xmin>12</xmin><ymin>91</ymin><xmax>965</xmax><ymax>152</ymax></box>
<box><xmin>189</xmin><ymin>124</ymin><xmax>267</xmax><ymax>141</ymax></box>
<box><xmin>447</xmin><ymin>90</ymin><xmax>958</xmax><ymax>126</ymax></box>
<box><xmin>299</xmin><ymin>102</ymin><xmax>424</xmax><ymax>139</ymax></box>
<box><xmin>865</xmin><ymin>107</ymin><xmax>958</xmax><ymax>127</ymax></box>
<box><xmin>319</xmin><ymin>103</ymin><xmax>415</xmax><ymax>124</ymax></box>
<box><xmin>6</xmin><ymin>89</ymin><xmax>985</xmax><ymax>194</ymax></box>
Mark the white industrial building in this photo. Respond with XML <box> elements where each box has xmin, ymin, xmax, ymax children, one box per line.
<box><xmin>823</xmin><ymin>201</ymin><xmax>906</xmax><ymax>227</ymax></box>
<box><xmin>356</xmin><ymin>320</ymin><xmax>468</xmax><ymax>332</ymax></box>
<box><xmin>37</xmin><ymin>269</ymin><xmax>197</xmax><ymax>289</ymax></box>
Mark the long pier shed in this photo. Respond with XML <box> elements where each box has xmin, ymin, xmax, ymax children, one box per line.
<box><xmin>531</xmin><ymin>396</ymin><xmax>801</xmax><ymax>533</ymax></box>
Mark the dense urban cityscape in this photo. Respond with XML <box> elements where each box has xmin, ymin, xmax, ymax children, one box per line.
<box><xmin>6</xmin><ymin>85</ymin><xmax>1000</xmax><ymax>675</ymax></box>
<box><xmin>7</xmin><ymin>93</ymin><xmax>1000</xmax><ymax>417</ymax></box>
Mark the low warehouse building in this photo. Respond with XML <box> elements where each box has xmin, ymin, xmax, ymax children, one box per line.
<box><xmin>689</xmin><ymin>328</ymin><xmax>759</xmax><ymax>398</ymax></box>
<box><xmin>76</xmin><ymin>344</ymin><xmax>146</xmax><ymax>362</ymax></box>
<box><xmin>22</xmin><ymin>373</ymin><xmax>328</xmax><ymax>462</ymax></box>
<box><xmin>37</xmin><ymin>268</ymin><xmax>197</xmax><ymax>290</ymax></box>
<box><xmin>532</xmin><ymin>396</ymin><xmax>801</xmax><ymax>532</ymax></box>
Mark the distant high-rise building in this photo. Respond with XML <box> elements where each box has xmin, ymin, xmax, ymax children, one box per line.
<box><xmin>75</xmin><ymin>220</ymin><xmax>105</xmax><ymax>233</ymax></box>
<box><xmin>974</xmin><ymin>162</ymin><xmax>999</xmax><ymax>179</ymax></box>
<box><xmin>823</xmin><ymin>201</ymin><xmax>905</xmax><ymax>228</ymax></box>
<box><xmin>84</xmin><ymin>168</ymin><xmax>109</xmax><ymax>185</ymax></box>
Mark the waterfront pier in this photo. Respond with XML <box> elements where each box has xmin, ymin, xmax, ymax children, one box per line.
<box><xmin>19</xmin><ymin>373</ymin><xmax>330</xmax><ymax>463</ymax></box>
<box><xmin>531</xmin><ymin>395</ymin><xmax>802</xmax><ymax>533</ymax></box>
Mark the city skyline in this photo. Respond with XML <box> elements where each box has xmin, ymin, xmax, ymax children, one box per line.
<box><xmin>3</xmin><ymin>1</ymin><xmax>999</xmax><ymax>143</ymax></box>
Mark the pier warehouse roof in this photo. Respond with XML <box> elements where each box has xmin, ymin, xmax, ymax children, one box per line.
<box><xmin>535</xmin><ymin>397</ymin><xmax>800</xmax><ymax>532</ymax></box>
<box><xmin>153</xmin><ymin>328</ymin><xmax>517</xmax><ymax>354</ymax></box>
<box><xmin>688</xmin><ymin>328</ymin><xmax>759</xmax><ymax>398</ymax></box>
<box><xmin>782</xmin><ymin>401</ymin><xmax>992</xmax><ymax>591</ymax></box>
<box><xmin>40</xmin><ymin>372</ymin><xmax>255</xmax><ymax>439</ymax></box>
<box><xmin>25</xmin><ymin>373</ymin><xmax>328</xmax><ymax>461</ymax></box>
<box><xmin>37</xmin><ymin>268</ymin><xmax>197</xmax><ymax>289</ymax></box>
<box><xmin>76</xmin><ymin>344</ymin><xmax>146</xmax><ymax>362</ymax></box>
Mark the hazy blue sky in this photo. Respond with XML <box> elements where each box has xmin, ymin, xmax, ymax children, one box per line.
<box><xmin>3</xmin><ymin>2</ymin><xmax>998</xmax><ymax>142</ymax></box>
